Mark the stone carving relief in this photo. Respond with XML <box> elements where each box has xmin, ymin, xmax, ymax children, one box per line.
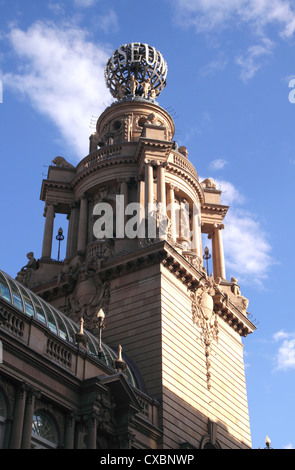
<box><xmin>64</xmin><ymin>257</ymin><xmax>111</xmax><ymax>333</ymax></box>
<box><xmin>191</xmin><ymin>274</ymin><xmax>219</xmax><ymax>390</ymax></box>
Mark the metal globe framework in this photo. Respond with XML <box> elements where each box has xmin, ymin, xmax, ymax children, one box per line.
<box><xmin>105</xmin><ymin>42</ymin><xmax>168</xmax><ymax>100</ymax></box>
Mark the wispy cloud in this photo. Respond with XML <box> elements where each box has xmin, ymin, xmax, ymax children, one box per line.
<box><xmin>1</xmin><ymin>21</ymin><xmax>112</xmax><ymax>159</ymax></box>
<box><xmin>235</xmin><ymin>38</ymin><xmax>274</xmax><ymax>82</ymax></box>
<box><xmin>171</xmin><ymin>0</ymin><xmax>295</xmax><ymax>79</ymax></box>
<box><xmin>171</xmin><ymin>0</ymin><xmax>295</xmax><ymax>37</ymax></box>
<box><xmin>199</xmin><ymin>55</ymin><xmax>228</xmax><ymax>77</ymax></box>
<box><xmin>273</xmin><ymin>330</ymin><xmax>295</xmax><ymax>371</ymax></box>
<box><xmin>209</xmin><ymin>158</ymin><xmax>228</xmax><ymax>170</ymax></box>
<box><xmin>74</xmin><ymin>0</ymin><xmax>99</xmax><ymax>7</ymax></box>
<box><xmin>95</xmin><ymin>9</ymin><xmax>119</xmax><ymax>34</ymax></box>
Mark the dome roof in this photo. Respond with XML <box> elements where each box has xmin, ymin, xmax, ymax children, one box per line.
<box><xmin>0</xmin><ymin>270</ymin><xmax>143</xmax><ymax>390</ymax></box>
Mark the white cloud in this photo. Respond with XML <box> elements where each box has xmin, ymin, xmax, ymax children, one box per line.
<box><xmin>171</xmin><ymin>0</ymin><xmax>295</xmax><ymax>79</ymax></box>
<box><xmin>199</xmin><ymin>55</ymin><xmax>228</xmax><ymax>77</ymax></box>
<box><xmin>222</xmin><ymin>209</ymin><xmax>273</xmax><ymax>285</ymax></box>
<box><xmin>172</xmin><ymin>0</ymin><xmax>295</xmax><ymax>37</ymax></box>
<box><xmin>1</xmin><ymin>21</ymin><xmax>112</xmax><ymax>159</ymax></box>
<box><xmin>74</xmin><ymin>0</ymin><xmax>98</xmax><ymax>7</ymax></box>
<box><xmin>201</xmin><ymin>176</ymin><xmax>273</xmax><ymax>286</ymax></box>
<box><xmin>273</xmin><ymin>330</ymin><xmax>295</xmax><ymax>371</ymax></box>
<box><xmin>209</xmin><ymin>158</ymin><xmax>228</xmax><ymax>170</ymax></box>
<box><xmin>214</xmin><ymin>178</ymin><xmax>246</xmax><ymax>205</ymax></box>
<box><xmin>96</xmin><ymin>9</ymin><xmax>119</xmax><ymax>34</ymax></box>
<box><xmin>235</xmin><ymin>38</ymin><xmax>274</xmax><ymax>82</ymax></box>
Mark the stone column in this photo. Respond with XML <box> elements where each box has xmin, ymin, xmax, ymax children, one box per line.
<box><xmin>77</xmin><ymin>195</ymin><xmax>88</xmax><ymax>251</ymax></box>
<box><xmin>191</xmin><ymin>202</ymin><xmax>202</xmax><ymax>256</ymax></box>
<box><xmin>157</xmin><ymin>163</ymin><xmax>167</xmax><ymax>240</ymax></box>
<box><xmin>167</xmin><ymin>184</ymin><xmax>176</xmax><ymax>242</ymax></box>
<box><xmin>212</xmin><ymin>224</ymin><xmax>226</xmax><ymax>280</ymax></box>
<box><xmin>120</xmin><ymin>178</ymin><xmax>129</xmax><ymax>230</ymax></box>
<box><xmin>64</xmin><ymin>412</ymin><xmax>76</xmax><ymax>449</ymax></box>
<box><xmin>9</xmin><ymin>384</ymin><xmax>27</xmax><ymax>449</ymax></box>
<box><xmin>87</xmin><ymin>413</ymin><xmax>97</xmax><ymax>449</ymax></box>
<box><xmin>137</xmin><ymin>177</ymin><xmax>145</xmax><ymax>238</ymax></box>
<box><xmin>66</xmin><ymin>202</ymin><xmax>76</xmax><ymax>258</ymax></box>
<box><xmin>21</xmin><ymin>389</ymin><xmax>40</xmax><ymax>449</ymax></box>
<box><xmin>144</xmin><ymin>160</ymin><xmax>154</xmax><ymax>216</ymax></box>
<box><xmin>157</xmin><ymin>163</ymin><xmax>166</xmax><ymax>215</ymax></box>
<box><xmin>42</xmin><ymin>204</ymin><xmax>55</xmax><ymax>258</ymax></box>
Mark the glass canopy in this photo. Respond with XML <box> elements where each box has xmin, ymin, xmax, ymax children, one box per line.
<box><xmin>0</xmin><ymin>270</ymin><xmax>138</xmax><ymax>388</ymax></box>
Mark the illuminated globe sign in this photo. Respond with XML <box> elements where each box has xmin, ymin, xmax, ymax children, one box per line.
<box><xmin>105</xmin><ymin>42</ymin><xmax>168</xmax><ymax>100</ymax></box>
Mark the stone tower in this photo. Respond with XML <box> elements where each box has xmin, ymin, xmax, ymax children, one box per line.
<box><xmin>16</xmin><ymin>43</ymin><xmax>256</xmax><ymax>449</ymax></box>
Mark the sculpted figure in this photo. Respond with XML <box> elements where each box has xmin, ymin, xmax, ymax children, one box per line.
<box><xmin>231</xmin><ymin>277</ymin><xmax>249</xmax><ymax>313</ymax></box>
<box><xmin>231</xmin><ymin>277</ymin><xmax>241</xmax><ymax>296</ymax></box>
<box><xmin>116</xmin><ymin>83</ymin><xmax>126</xmax><ymax>100</ymax></box>
<box><xmin>16</xmin><ymin>252</ymin><xmax>38</xmax><ymax>284</ymax></box>
<box><xmin>142</xmin><ymin>79</ymin><xmax>151</xmax><ymax>98</ymax></box>
<box><xmin>129</xmin><ymin>75</ymin><xmax>138</xmax><ymax>95</ymax></box>
<box><xmin>52</xmin><ymin>156</ymin><xmax>75</xmax><ymax>169</ymax></box>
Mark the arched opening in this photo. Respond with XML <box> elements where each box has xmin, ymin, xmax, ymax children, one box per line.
<box><xmin>31</xmin><ymin>411</ymin><xmax>58</xmax><ymax>449</ymax></box>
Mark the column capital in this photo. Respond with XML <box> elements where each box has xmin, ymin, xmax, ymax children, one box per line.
<box><xmin>214</xmin><ymin>223</ymin><xmax>225</xmax><ymax>230</ymax></box>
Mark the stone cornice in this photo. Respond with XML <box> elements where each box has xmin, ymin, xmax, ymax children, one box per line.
<box><xmin>100</xmin><ymin>240</ymin><xmax>256</xmax><ymax>337</ymax></box>
<box><xmin>40</xmin><ymin>180</ymin><xmax>73</xmax><ymax>202</ymax></box>
<box><xmin>71</xmin><ymin>155</ymin><xmax>137</xmax><ymax>189</ymax></box>
<box><xmin>201</xmin><ymin>203</ymin><xmax>229</xmax><ymax>217</ymax></box>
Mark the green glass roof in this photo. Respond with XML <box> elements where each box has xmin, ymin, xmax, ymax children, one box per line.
<box><xmin>0</xmin><ymin>270</ymin><xmax>139</xmax><ymax>389</ymax></box>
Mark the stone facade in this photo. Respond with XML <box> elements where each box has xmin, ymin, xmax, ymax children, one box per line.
<box><xmin>0</xmin><ymin>43</ymin><xmax>256</xmax><ymax>449</ymax></box>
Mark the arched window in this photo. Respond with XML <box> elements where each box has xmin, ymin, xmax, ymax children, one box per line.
<box><xmin>0</xmin><ymin>391</ymin><xmax>7</xmax><ymax>448</ymax></box>
<box><xmin>31</xmin><ymin>411</ymin><xmax>58</xmax><ymax>449</ymax></box>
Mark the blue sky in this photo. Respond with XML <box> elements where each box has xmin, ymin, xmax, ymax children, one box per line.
<box><xmin>0</xmin><ymin>0</ymin><xmax>295</xmax><ymax>450</ymax></box>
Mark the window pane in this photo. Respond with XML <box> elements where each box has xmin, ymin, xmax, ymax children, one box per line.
<box><xmin>32</xmin><ymin>412</ymin><xmax>57</xmax><ymax>445</ymax></box>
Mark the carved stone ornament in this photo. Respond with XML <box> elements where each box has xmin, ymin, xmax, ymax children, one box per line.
<box><xmin>191</xmin><ymin>274</ymin><xmax>219</xmax><ymax>390</ymax></box>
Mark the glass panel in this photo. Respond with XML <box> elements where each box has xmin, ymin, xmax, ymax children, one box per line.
<box><xmin>29</xmin><ymin>292</ymin><xmax>47</xmax><ymax>324</ymax></box>
<box><xmin>63</xmin><ymin>318</ymin><xmax>76</xmax><ymax>343</ymax></box>
<box><xmin>32</xmin><ymin>412</ymin><xmax>58</xmax><ymax>444</ymax></box>
<box><xmin>0</xmin><ymin>273</ymin><xmax>11</xmax><ymax>303</ymax></box>
<box><xmin>50</xmin><ymin>307</ymin><xmax>68</xmax><ymax>341</ymax></box>
<box><xmin>16</xmin><ymin>284</ymin><xmax>35</xmax><ymax>317</ymax></box>
<box><xmin>41</xmin><ymin>302</ymin><xmax>57</xmax><ymax>335</ymax></box>
<box><xmin>0</xmin><ymin>282</ymin><xmax>11</xmax><ymax>303</ymax></box>
<box><xmin>7</xmin><ymin>278</ymin><xmax>24</xmax><ymax>312</ymax></box>
<box><xmin>23</xmin><ymin>300</ymin><xmax>35</xmax><ymax>317</ymax></box>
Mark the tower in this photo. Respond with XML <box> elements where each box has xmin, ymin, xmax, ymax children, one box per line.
<box><xmin>16</xmin><ymin>43</ymin><xmax>256</xmax><ymax>449</ymax></box>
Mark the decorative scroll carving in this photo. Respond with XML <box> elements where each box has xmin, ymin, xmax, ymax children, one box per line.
<box><xmin>191</xmin><ymin>275</ymin><xmax>219</xmax><ymax>390</ymax></box>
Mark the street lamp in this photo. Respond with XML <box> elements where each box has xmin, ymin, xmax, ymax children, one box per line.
<box><xmin>56</xmin><ymin>227</ymin><xmax>64</xmax><ymax>261</ymax></box>
<box><xmin>264</xmin><ymin>435</ymin><xmax>273</xmax><ymax>449</ymax></box>
<box><xmin>96</xmin><ymin>309</ymin><xmax>106</xmax><ymax>357</ymax></box>
<box><xmin>203</xmin><ymin>246</ymin><xmax>211</xmax><ymax>276</ymax></box>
